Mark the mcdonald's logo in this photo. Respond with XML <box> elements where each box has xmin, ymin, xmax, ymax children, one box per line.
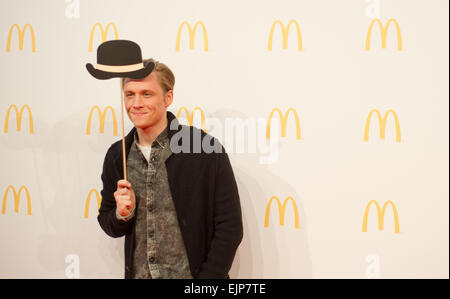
<box><xmin>176</xmin><ymin>106</ymin><xmax>207</xmax><ymax>132</ymax></box>
<box><xmin>362</xmin><ymin>200</ymin><xmax>400</xmax><ymax>233</ymax></box>
<box><xmin>2</xmin><ymin>185</ymin><xmax>31</xmax><ymax>215</ymax></box>
<box><xmin>363</xmin><ymin>109</ymin><xmax>401</xmax><ymax>142</ymax></box>
<box><xmin>3</xmin><ymin>104</ymin><xmax>34</xmax><ymax>134</ymax></box>
<box><xmin>175</xmin><ymin>21</ymin><xmax>208</xmax><ymax>52</ymax></box>
<box><xmin>6</xmin><ymin>24</ymin><xmax>36</xmax><ymax>52</ymax></box>
<box><xmin>268</xmin><ymin>19</ymin><xmax>303</xmax><ymax>51</ymax></box>
<box><xmin>88</xmin><ymin>22</ymin><xmax>119</xmax><ymax>52</ymax></box>
<box><xmin>266</xmin><ymin>108</ymin><xmax>301</xmax><ymax>140</ymax></box>
<box><xmin>365</xmin><ymin>18</ymin><xmax>402</xmax><ymax>51</ymax></box>
<box><xmin>86</xmin><ymin>105</ymin><xmax>118</xmax><ymax>136</ymax></box>
<box><xmin>264</xmin><ymin>196</ymin><xmax>299</xmax><ymax>229</ymax></box>
<box><xmin>84</xmin><ymin>189</ymin><xmax>101</xmax><ymax>218</ymax></box>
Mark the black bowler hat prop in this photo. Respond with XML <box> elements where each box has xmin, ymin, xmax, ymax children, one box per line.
<box><xmin>86</xmin><ymin>40</ymin><xmax>154</xmax><ymax>80</ymax></box>
<box><xmin>85</xmin><ymin>39</ymin><xmax>154</xmax><ymax>182</ymax></box>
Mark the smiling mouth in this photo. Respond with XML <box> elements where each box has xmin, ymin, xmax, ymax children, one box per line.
<box><xmin>133</xmin><ymin>112</ymin><xmax>147</xmax><ymax>116</ymax></box>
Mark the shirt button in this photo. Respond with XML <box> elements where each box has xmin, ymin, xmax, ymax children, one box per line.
<box><xmin>149</xmin><ymin>232</ymin><xmax>154</xmax><ymax>239</ymax></box>
<box><xmin>148</xmin><ymin>206</ymin><xmax>153</xmax><ymax>212</ymax></box>
<box><xmin>149</xmin><ymin>257</ymin><xmax>156</xmax><ymax>263</ymax></box>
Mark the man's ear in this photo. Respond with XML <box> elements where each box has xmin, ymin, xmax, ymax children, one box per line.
<box><xmin>165</xmin><ymin>90</ymin><xmax>174</xmax><ymax>108</ymax></box>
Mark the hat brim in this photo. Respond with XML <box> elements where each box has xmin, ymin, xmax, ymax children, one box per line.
<box><xmin>86</xmin><ymin>61</ymin><xmax>155</xmax><ymax>80</ymax></box>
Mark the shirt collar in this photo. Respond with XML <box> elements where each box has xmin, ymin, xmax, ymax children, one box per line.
<box><xmin>133</xmin><ymin>126</ymin><xmax>169</xmax><ymax>149</ymax></box>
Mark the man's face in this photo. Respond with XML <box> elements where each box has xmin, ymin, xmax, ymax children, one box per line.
<box><xmin>123</xmin><ymin>72</ymin><xmax>172</xmax><ymax>130</ymax></box>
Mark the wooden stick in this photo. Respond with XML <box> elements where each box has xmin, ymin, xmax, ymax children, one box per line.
<box><xmin>120</xmin><ymin>79</ymin><xmax>127</xmax><ymax>181</ymax></box>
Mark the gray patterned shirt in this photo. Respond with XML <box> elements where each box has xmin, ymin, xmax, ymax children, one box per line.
<box><xmin>126</xmin><ymin>126</ymin><xmax>192</xmax><ymax>279</ymax></box>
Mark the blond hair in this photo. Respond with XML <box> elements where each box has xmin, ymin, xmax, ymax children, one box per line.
<box><xmin>121</xmin><ymin>58</ymin><xmax>175</xmax><ymax>93</ymax></box>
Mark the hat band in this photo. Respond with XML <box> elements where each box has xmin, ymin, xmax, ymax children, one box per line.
<box><xmin>96</xmin><ymin>63</ymin><xmax>144</xmax><ymax>73</ymax></box>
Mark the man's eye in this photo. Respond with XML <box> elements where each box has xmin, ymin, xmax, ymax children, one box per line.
<box><xmin>144</xmin><ymin>93</ymin><xmax>150</xmax><ymax>97</ymax></box>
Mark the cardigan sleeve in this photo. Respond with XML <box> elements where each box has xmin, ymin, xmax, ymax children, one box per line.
<box><xmin>197</xmin><ymin>145</ymin><xmax>244</xmax><ymax>278</ymax></box>
<box><xmin>97</xmin><ymin>146</ymin><xmax>135</xmax><ymax>238</ymax></box>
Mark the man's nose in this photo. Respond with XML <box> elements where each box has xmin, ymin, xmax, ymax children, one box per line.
<box><xmin>133</xmin><ymin>95</ymin><xmax>144</xmax><ymax>107</ymax></box>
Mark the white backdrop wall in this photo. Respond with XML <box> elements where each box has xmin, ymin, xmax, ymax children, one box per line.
<box><xmin>0</xmin><ymin>0</ymin><xmax>448</xmax><ymax>278</ymax></box>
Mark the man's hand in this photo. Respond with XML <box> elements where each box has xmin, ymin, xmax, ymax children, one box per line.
<box><xmin>114</xmin><ymin>180</ymin><xmax>136</xmax><ymax>218</ymax></box>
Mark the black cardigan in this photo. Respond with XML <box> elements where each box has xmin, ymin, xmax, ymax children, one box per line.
<box><xmin>98</xmin><ymin>111</ymin><xmax>243</xmax><ymax>278</ymax></box>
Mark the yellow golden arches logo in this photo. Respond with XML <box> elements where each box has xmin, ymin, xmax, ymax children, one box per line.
<box><xmin>86</xmin><ymin>105</ymin><xmax>118</xmax><ymax>136</ymax></box>
<box><xmin>266</xmin><ymin>108</ymin><xmax>301</xmax><ymax>140</ymax></box>
<box><xmin>88</xmin><ymin>22</ymin><xmax>119</xmax><ymax>52</ymax></box>
<box><xmin>175</xmin><ymin>21</ymin><xmax>208</xmax><ymax>52</ymax></box>
<box><xmin>268</xmin><ymin>19</ymin><xmax>303</xmax><ymax>51</ymax></box>
<box><xmin>176</xmin><ymin>106</ymin><xmax>207</xmax><ymax>132</ymax></box>
<box><xmin>6</xmin><ymin>24</ymin><xmax>36</xmax><ymax>52</ymax></box>
<box><xmin>264</xmin><ymin>196</ymin><xmax>299</xmax><ymax>229</ymax></box>
<box><xmin>363</xmin><ymin>109</ymin><xmax>401</xmax><ymax>142</ymax></box>
<box><xmin>365</xmin><ymin>18</ymin><xmax>403</xmax><ymax>51</ymax></box>
<box><xmin>362</xmin><ymin>200</ymin><xmax>400</xmax><ymax>234</ymax></box>
<box><xmin>84</xmin><ymin>189</ymin><xmax>101</xmax><ymax>219</ymax></box>
<box><xmin>2</xmin><ymin>185</ymin><xmax>31</xmax><ymax>215</ymax></box>
<box><xmin>3</xmin><ymin>104</ymin><xmax>34</xmax><ymax>134</ymax></box>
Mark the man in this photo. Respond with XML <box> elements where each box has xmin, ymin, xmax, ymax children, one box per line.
<box><xmin>98</xmin><ymin>58</ymin><xmax>243</xmax><ymax>279</ymax></box>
